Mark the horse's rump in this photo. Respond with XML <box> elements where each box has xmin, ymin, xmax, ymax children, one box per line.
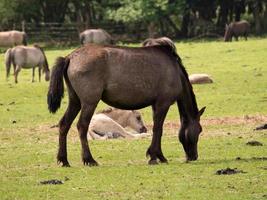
<box><xmin>80</xmin><ymin>29</ymin><xmax>113</xmax><ymax>45</ymax></box>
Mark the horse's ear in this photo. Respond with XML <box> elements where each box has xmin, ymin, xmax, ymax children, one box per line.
<box><xmin>198</xmin><ymin>107</ymin><xmax>206</xmax><ymax>117</ymax></box>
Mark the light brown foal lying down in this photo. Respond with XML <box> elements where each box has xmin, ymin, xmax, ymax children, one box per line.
<box><xmin>88</xmin><ymin>107</ymin><xmax>148</xmax><ymax>140</ymax></box>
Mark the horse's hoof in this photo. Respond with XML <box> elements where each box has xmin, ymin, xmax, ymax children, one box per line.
<box><xmin>83</xmin><ymin>158</ymin><xmax>98</xmax><ymax>166</ymax></box>
<box><xmin>57</xmin><ymin>157</ymin><xmax>70</xmax><ymax>167</ymax></box>
<box><xmin>62</xmin><ymin>163</ymin><xmax>71</xmax><ymax>167</ymax></box>
<box><xmin>158</xmin><ymin>155</ymin><xmax>168</xmax><ymax>163</ymax></box>
<box><xmin>58</xmin><ymin>161</ymin><xmax>70</xmax><ymax>167</ymax></box>
<box><xmin>88</xmin><ymin>161</ymin><xmax>99</xmax><ymax>167</ymax></box>
<box><xmin>148</xmin><ymin>159</ymin><xmax>158</xmax><ymax>165</ymax></box>
<box><xmin>159</xmin><ymin>158</ymin><xmax>168</xmax><ymax>164</ymax></box>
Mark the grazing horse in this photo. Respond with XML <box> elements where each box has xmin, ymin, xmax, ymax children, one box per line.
<box><xmin>79</xmin><ymin>29</ymin><xmax>115</xmax><ymax>45</ymax></box>
<box><xmin>224</xmin><ymin>20</ymin><xmax>250</xmax><ymax>42</ymax></box>
<box><xmin>47</xmin><ymin>38</ymin><xmax>205</xmax><ymax>167</ymax></box>
<box><xmin>0</xmin><ymin>30</ymin><xmax>27</xmax><ymax>47</ymax></box>
<box><xmin>5</xmin><ymin>45</ymin><xmax>50</xmax><ymax>83</ymax></box>
<box><xmin>89</xmin><ymin>107</ymin><xmax>148</xmax><ymax>140</ymax></box>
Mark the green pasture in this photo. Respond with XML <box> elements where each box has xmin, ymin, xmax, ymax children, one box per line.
<box><xmin>0</xmin><ymin>38</ymin><xmax>266</xmax><ymax>199</ymax></box>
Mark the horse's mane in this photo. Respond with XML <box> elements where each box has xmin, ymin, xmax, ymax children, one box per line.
<box><xmin>149</xmin><ymin>38</ymin><xmax>199</xmax><ymax>115</ymax></box>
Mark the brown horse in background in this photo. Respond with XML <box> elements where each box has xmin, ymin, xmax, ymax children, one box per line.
<box><xmin>224</xmin><ymin>20</ymin><xmax>250</xmax><ymax>42</ymax></box>
<box><xmin>47</xmin><ymin>38</ymin><xmax>205</xmax><ymax>167</ymax></box>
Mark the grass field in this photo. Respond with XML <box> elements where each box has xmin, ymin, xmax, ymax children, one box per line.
<box><xmin>0</xmin><ymin>38</ymin><xmax>266</xmax><ymax>199</ymax></box>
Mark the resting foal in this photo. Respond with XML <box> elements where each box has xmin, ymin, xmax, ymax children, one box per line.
<box><xmin>88</xmin><ymin>108</ymin><xmax>148</xmax><ymax>140</ymax></box>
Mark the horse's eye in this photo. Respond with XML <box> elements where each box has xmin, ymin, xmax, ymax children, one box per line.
<box><xmin>136</xmin><ymin>116</ymin><xmax>141</xmax><ymax>121</ymax></box>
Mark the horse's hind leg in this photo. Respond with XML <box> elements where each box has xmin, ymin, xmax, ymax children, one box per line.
<box><xmin>146</xmin><ymin>102</ymin><xmax>170</xmax><ymax>165</ymax></box>
<box><xmin>14</xmin><ymin>65</ymin><xmax>21</xmax><ymax>83</ymax></box>
<box><xmin>57</xmin><ymin>95</ymin><xmax>81</xmax><ymax>167</ymax></box>
<box><xmin>32</xmin><ymin>67</ymin><xmax>35</xmax><ymax>82</ymax></box>
<box><xmin>77</xmin><ymin>103</ymin><xmax>99</xmax><ymax>166</ymax></box>
<box><xmin>244</xmin><ymin>32</ymin><xmax>248</xmax><ymax>40</ymax></box>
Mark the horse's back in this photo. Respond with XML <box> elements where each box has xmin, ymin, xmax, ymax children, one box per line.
<box><xmin>232</xmin><ymin>20</ymin><xmax>250</xmax><ymax>34</ymax></box>
<box><xmin>67</xmin><ymin>45</ymin><xmax>182</xmax><ymax>109</ymax></box>
<box><xmin>12</xmin><ymin>46</ymin><xmax>44</xmax><ymax>67</ymax></box>
<box><xmin>0</xmin><ymin>31</ymin><xmax>25</xmax><ymax>46</ymax></box>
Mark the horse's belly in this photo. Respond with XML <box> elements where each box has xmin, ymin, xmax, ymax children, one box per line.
<box><xmin>102</xmin><ymin>89</ymin><xmax>155</xmax><ymax>109</ymax></box>
<box><xmin>0</xmin><ymin>37</ymin><xmax>13</xmax><ymax>46</ymax></box>
<box><xmin>102</xmin><ymin>85</ymin><xmax>156</xmax><ymax>109</ymax></box>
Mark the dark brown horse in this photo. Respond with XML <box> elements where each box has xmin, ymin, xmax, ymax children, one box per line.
<box><xmin>47</xmin><ymin>38</ymin><xmax>205</xmax><ymax>167</ymax></box>
<box><xmin>224</xmin><ymin>20</ymin><xmax>250</xmax><ymax>42</ymax></box>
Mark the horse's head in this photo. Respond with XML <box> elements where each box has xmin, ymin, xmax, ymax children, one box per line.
<box><xmin>224</xmin><ymin>24</ymin><xmax>232</xmax><ymax>42</ymax></box>
<box><xmin>179</xmin><ymin>107</ymin><xmax>205</xmax><ymax>161</ymax></box>
<box><xmin>127</xmin><ymin>110</ymin><xmax>147</xmax><ymax>133</ymax></box>
<box><xmin>45</xmin><ymin>69</ymin><xmax>50</xmax><ymax>81</ymax></box>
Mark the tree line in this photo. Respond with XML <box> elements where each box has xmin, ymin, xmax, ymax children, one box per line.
<box><xmin>0</xmin><ymin>0</ymin><xmax>266</xmax><ymax>38</ymax></box>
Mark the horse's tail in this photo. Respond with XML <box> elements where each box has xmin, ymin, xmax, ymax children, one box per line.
<box><xmin>22</xmin><ymin>32</ymin><xmax>27</xmax><ymax>46</ymax></box>
<box><xmin>47</xmin><ymin>57</ymin><xmax>70</xmax><ymax>113</ymax></box>
<box><xmin>5</xmin><ymin>48</ymin><xmax>13</xmax><ymax>79</ymax></box>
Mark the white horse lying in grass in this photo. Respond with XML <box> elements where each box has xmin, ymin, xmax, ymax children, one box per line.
<box><xmin>88</xmin><ymin>107</ymin><xmax>148</xmax><ymax>140</ymax></box>
<box><xmin>189</xmin><ymin>74</ymin><xmax>213</xmax><ymax>84</ymax></box>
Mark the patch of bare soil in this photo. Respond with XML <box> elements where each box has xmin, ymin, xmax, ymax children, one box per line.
<box><xmin>146</xmin><ymin>115</ymin><xmax>267</xmax><ymax>130</ymax></box>
<box><xmin>216</xmin><ymin>168</ymin><xmax>246</xmax><ymax>175</ymax></box>
<box><xmin>16</xmin><ymin>115</ymin><xmax>267</xmax><ymax>138</ymax></box>
<box><xmin>246</xmin><ymin>140</ymin><xmax>263</xmax><ymax>146</ymax></box>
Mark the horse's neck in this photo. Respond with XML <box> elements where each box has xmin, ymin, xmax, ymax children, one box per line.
<box><xmin>104</xmin><ymin>110</ymin><xmax>128</xmax><ymax>127</ymax></box>
<box><xmin>177</xmin><ymin>78</ymin><xmax>198</xmax><ymax>122</ymax></box>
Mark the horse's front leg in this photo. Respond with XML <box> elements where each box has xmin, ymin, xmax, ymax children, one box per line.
<box><xmin>77</xmin><ymin>104</ymin><xmax>98</xmax><ymax>166</ymax></box>
<box><xmin>146</xmin><ymin>102</ymin><xmax>170</xmax><ymax>165</ymax></box>
<box><xmin>14</xmin><ymin>65</ymin><xmax>21</xmax><ymax>83</ymax></box>
<box><xmin>32</xmin><ymin>67</ymin><xmax>35</xmax><ymax>82</ymax></box>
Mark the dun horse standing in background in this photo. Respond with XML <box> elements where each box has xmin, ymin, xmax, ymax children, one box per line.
<box><xmin>47</xmin><ymin>38</ymin><xmax>205</xmax><ymax>167</ymax></box>
<box><xmin>0</xmin><ymin>30</ymin><xmax>27</xmax><ymax>47</ymax></box>
<box><xmin>224</xmin><ymin>20</ymin><xmax>250</xmax><ymax>42</ymax></box>
<box><xmin>5</xmin><ymin>45</ymin><xmax>50</xmax><ymax>83</ymax></box>
<box><xmin>79</xmin><ymin>29</ymin><xmax>115</xmax><ymax>45</ymax></box>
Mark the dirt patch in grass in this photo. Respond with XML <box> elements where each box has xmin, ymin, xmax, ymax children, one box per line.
<box><xmin>216</xmin><ymin>168</ymin><xmax>246</xmax><ymax>175</ymax></box>
<box><xmin>146</xmin><ymin>115</ymin><xmax>267</xmax><ymax>130</ymax></box>
<box><xmin>9</xmin><ymin>115</ymin><xmax>267</xmax><ymax>139</ymax></box>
